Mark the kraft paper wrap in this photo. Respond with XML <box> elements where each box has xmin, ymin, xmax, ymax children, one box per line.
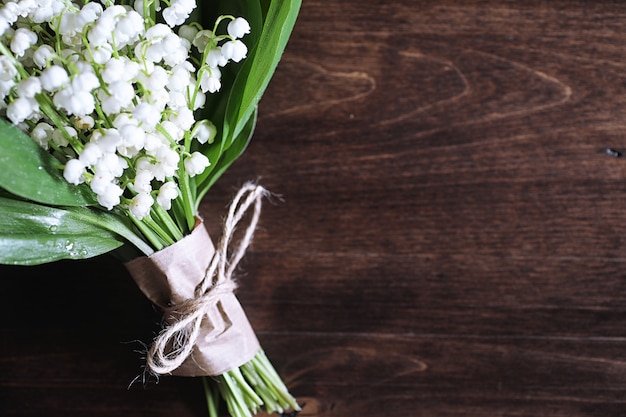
<box><xmin>124</xmin><ymin>221</ymin><xmax>260</xmax><ymax>377</ymax></box>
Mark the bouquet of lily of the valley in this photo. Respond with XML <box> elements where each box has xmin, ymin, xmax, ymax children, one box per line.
<box><xmin>0</xmin><ymin>0</ymin><xmax>301</xmax><ymax>416</ymax></box>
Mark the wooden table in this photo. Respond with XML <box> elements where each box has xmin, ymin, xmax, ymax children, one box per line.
<box><xmin>3</xmin><ymin>1</ymin><xmax>626</xmax><ymax>415</ymax></box>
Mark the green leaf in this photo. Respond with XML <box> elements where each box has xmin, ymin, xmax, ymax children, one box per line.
<box><xmin>0</xmin><ymin>118</ymin><xmax>97</xmax><ymax>206</ymax></box>
<box><xmin>223</xmin><ymin>0</ymin><xmax>301</xmax><ymax>148</ymax></box>
<box><xmin>0</xmin><ymin>196</ymin><xmax>124</xmax><ymax>265</ymax></box>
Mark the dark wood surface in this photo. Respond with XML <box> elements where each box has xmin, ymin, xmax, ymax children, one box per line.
<box><xmin>3</xmin><ymin>1</ymin><xmax>626</xmax><ymax>415</ymax></box>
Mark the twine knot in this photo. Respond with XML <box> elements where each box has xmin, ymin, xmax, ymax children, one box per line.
<box><xmin>146</xmin><ymin>182</ymin><xmax>268</xmax><ymax>375</ymax></box>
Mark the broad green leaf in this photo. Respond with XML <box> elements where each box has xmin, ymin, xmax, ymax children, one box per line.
<box><xmin>0</xmin><ymin>118</ymin><xmax>97</xmax><ymax>206</ymax></box>
<box><xmin>0</xmin><ymin>196</ymin><xmax>124</xmax><ymax>265</ymax></box>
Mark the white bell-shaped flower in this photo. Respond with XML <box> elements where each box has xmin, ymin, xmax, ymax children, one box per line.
<box><xmin>152</xmin><ymin>145</ymin><xmax>180</xmax><ymax>181</ymax></box>
<box><xmin>0</xmin><ymin>55</ymin><xmax>17</xmax><ymax>81</ymax></box>
<box><xmin>184</xmin><ymin>151</ymin><xmax>209</xmax><ymax>176</ymax></box>
<box><xmin>96</xmin><ymin>128</ymin><xmax>123</xmax><ymax>153</ymax></box>
<box><xmin>91</xmin><ymin>43</ymin><xmax>113</xmax><ymax>64</ymax></box>
<box><xmin>40</xmin><ymin>65</ymin><xmax>69</xmax><ymax>91</ymax></box>
<box><xmin>95</xmin><ymin>152</ymin><xmax>127</xmax><ymax>177</ymax></box>
<box><xmin>191</xmin><ymin>120</ymin><xmax>216</xmax><ymax>144</ymax></box>
<box><xmin>168</xmin><ymin>107</ymin><xmax>194</xmax><ymax>131</ymax></box>
<box><xmin>133</xmin><ymin>102</ymin><xmax>162</xmax><ymax>131</ymax></box>
<box><xmin>90</xmin><ymin>169</ymin><xmax>116</xmax><ymax>195</ymax></box>
<box><xmin>227</xmin><ymin>17</ymin><xmax>250</xmax><ymax>39</ymax></box>
<box><xmin>10</xmin><ymin>27</ymin><xmax>37</xmax><ymax>57</ymax></box>
<box><xmin>162</xmin><ymin>0</ymin><xmax>195</xmax><ymax>28</ymax></box>
<box><xmin>167</xmin><ymin>63</ymin><xmax>192</xmax><ymax>91</ymax></box>
<box><xmin>118</xmin><ymin>123</ymin><xmax>147</xmax><ymax>157</ymax></box>
<box><xmin>129</xmin><ymin>192</ymin><xmax>154</xmax><ymax>219</ymax></box>
<box><xmin>78</xmin><ymin>141</ymin><xmax>104</xmax><ymax>166</ymax></box>
<box><xmin>114</xmin><ymin>10</ymin><xmax>144</xmax><ymax>47</ymax></box>
<box><xmin>205</xmin><ymin>47</ymin><xmax>226</xmax><ymax>68</ymax></box>
<box><xmin>97</xmin><ymin>182</ymin><xmax>124</xmax><ymax>210</ymax></box>
<box><xmin>0</xmin><ymin>2</ymin><xmax>20</xmax><ymax>25</ymax></box>
<box><xmin>191</xmin><ymin>29</ymin><xmax>212</xmax><ymax>51</ymax></box>
<box><xmin>156</xmin><ymin>180</ymin><xmax>179</xmax><ymax>210</ymax></box>
<box><xmin>15</xmin><ymin>77</ymin><xmax>41</xmax><ymax>98</ymax></box>
<box><xmin>133</xmin><ymin>169</ymin><xmax>154</xmax><ymax>194</ymax></box>
<box><xmin>73</xmin><ymin>115</ymin><xmax>95</xmax><ymax>130</ymax></box>
<box><xmin>100</xmin><ymin>80</ymin><xmax>135</xmax><ymax>115</ymax></box>
<box><xmin>63</xmin><ymin>159</ymin><xmax>86</xmax><ymax>185</ymax></box>
<box><xmin>6</xmin><ymin>96</ymin><xmax>38</xmax><ymax>124</ymax></box>
<box><xmin>102</xmin><ymin>57</ymin><xmax>139</xmax><ymax>83</ymax></box>
<box><xmin>221</xmin><ymin>39</ymin><xmax>247</xmax><ymax>63</ymax></box>
<box><xmin>159</xmin><ymin>120</ymin><xmax>184</xmax><ymax>142</ymax></box>
<box><xmin>32</xmin><ymin>44</ymin><xmax>55</xmax><ymax>69</ymax></box>
<box><xmin>30</xmin><ymin>122</ymin><xmax>54</xmax><ymax>149</ymax></box>
<box><xmin>199</xmin><ymin>67</ymin><xmax>221</xmax><ymax>93</ymax></box>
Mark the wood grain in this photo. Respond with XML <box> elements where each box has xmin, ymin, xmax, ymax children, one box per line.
<box><xmin>4</xmin><ymin>1</ymin><xmax>626</xmax><ymax>416</ymax></box>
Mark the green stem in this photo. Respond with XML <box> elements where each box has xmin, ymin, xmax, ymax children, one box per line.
<box><xmin>170</xmin><ymin>196</ymin><xmax>191</xmax><ymax>235</ymax></box>
<box><xmin>130</xmin><ymin>214</ymin><xmax>165</xmax><ymax>250</ymax></box>
<box><xmin>177</xmin><ymin>161</ymin><xmax>197</xmax><ymax>231</ymax></box>
<box><xmin>151</xmin><ymin>202</ymin><xmax>184</xmax><ymax>241</ymax></box>
<box><xmin>140</xmin><ymin>213</ymin><xmax>176</xmax><ymax>247</ymax></box>
<box><xmin>248</xmin><ymin>350</ymin><xmax>301</xmax><ymax>413</ymax></box>
<box><xmin>229</xmin><ymin>367</ymin><xmax>263</xmax><ymax>411</ymax></box>
<box><xmin>202</xmin><ymin>377</ymin><xmax>220</xmax><ymax>417</ymax></box>
<box><xmin>208</xmin><ymin>350</ymin><xmax>300</xmax><ymax>417</ymax></box>
<box><xmin>219</xmin><ymin>372</ymin><xmax>252</xmax><ymax>417</ymax></box>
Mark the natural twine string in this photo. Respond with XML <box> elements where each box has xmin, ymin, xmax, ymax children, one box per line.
<box><xmin>146</xmin><ymin>182</ymin><xmax>268</xmax><ymax>375</ymax></box>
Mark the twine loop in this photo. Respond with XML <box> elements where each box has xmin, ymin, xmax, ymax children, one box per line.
<box><xmin>146</xmin><ymin>182</ymin><xmax>268</xmax><ymax>375</ymax></box>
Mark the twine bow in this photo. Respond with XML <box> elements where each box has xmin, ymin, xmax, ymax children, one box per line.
<box><xmin>146</xmin><ymin>182</ymin><xmax>268</xmax><ymax>375</ymax></box>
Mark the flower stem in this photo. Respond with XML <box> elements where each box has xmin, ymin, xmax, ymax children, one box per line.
<box><xmin>151</xmin><ymin>203</ymin><xmax>184</xmax><ymax>241</ymax></box>
<box><xmin>202</xmin><ymin>377</ymin><xmax>220</xmax><ymax>417</ymax></box>
<box><xmin>140</xmin><ymin>213</ymin><xmax>176</xmax><ymax>247</ymax></box>
<box><xmin>223</xmin><ymin>371</ymin><xmax>253</xmax><ymax>417</ymax></box>
<box><xmin>176</xmin><ymin>159</ymin><xmax>197</xmax><ymax>231</ymax></box>
<box><xmin>209</xmin><ymin>350</ymin><xmax>300</xmax><ymax>417</ymax></box>
<box><xmin>246</xmin><ymin>350</ymin><xmax>301</xmax><ymax>414</ymax></box>
<box><xmin>130</xmin><ymin>215</ymin><xmax>166</xmax><ymax>250</ymax></box>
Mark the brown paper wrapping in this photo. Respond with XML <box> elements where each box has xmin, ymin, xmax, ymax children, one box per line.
<box><xmin>124</xmin><ymin>221</ymin><xmax>260</xmax><ymax>376</ymax></box>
